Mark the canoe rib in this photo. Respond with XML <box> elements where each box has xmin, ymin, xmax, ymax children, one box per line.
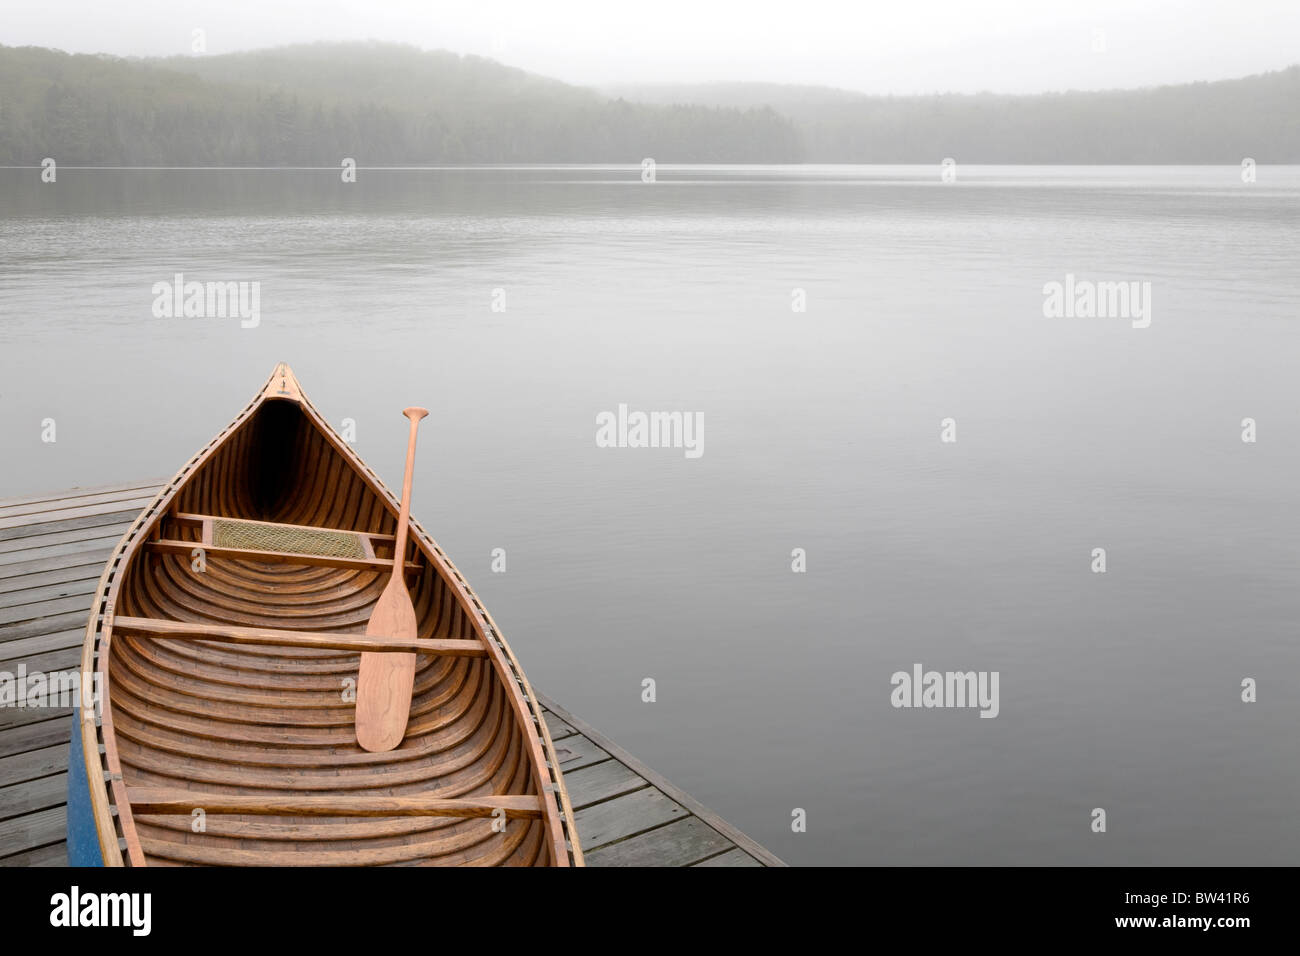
<box><xmin>78</xmin><ymin>364</ymin><xmax>583</xmax><ymax>867</ymax></box>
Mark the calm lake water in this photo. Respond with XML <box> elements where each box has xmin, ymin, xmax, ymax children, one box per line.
<box><xmin>2</xmin><ymin>165</ymin><xmax>1299</xmax><ymax>865</ymax></box>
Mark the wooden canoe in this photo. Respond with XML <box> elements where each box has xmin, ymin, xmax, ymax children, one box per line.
<box><xmin>69</xmin><ymin>363</ymin><xmax>582</xmax><ymax>866</ymax></box>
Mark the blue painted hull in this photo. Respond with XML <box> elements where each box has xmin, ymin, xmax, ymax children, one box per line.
<box><xmin>66</xmin><ymin>709</ymin><xmax>104</xmax><ymax>866</ymax></box>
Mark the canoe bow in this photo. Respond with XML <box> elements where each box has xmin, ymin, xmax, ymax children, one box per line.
<box><xmin>74</xmin><ymin>363</ymin><xmax>582</xmax><ymax>867</ymax></box>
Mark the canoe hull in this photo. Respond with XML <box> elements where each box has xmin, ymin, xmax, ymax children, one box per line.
<box><xmin>74</xmin><ymin>365</ymin><xmax>582</xmax><ymax>866</ymax></box>
<box><xmin>66</xmin><ymin>708</ymin><xmax>103</xmax><ymax>867</ymax></box>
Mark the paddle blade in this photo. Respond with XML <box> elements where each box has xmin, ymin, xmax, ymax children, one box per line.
<box><xmin>355</xmin><ymin>576</ymin><xmax>419</xmax><ymax>752</ymax></box>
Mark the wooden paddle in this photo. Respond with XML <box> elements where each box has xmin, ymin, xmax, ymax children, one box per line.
<box><xmin>355</xmin><ymin>406</ymin><xmax>429</xmax><ymax>753</ymax></box>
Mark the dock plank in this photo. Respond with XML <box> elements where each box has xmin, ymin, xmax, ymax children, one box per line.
<box><xmin>0</xmin><ymin>488</ymin><xmax>158</xmax><ymax>519</ymax></box>
<box><xmin>0</xmin><ymin>805</ymin><xmax>67</xmax><ymax>856</ymax></box>
<box><xmin>563</xmin><ymin>761</ymin><xmax>648</xmax><ymax>809</ymax></box>
<box><xmin>551</xmin><ymin>734</ymin><xmax>610</xmax><ymax>772</ymax></box>
<box><xmin>0</xmin><ymin>610</ymin><xmax>96</xmax><ymax>644</ymax></box>
<box><xmin>0</xmin><ymin>538</ymin><xmax>125</xmax><ymax>569</ymax></box>
<box><xmin>0</xmin><ymin>508</ymin><xmax>143</xmax><ymax>541</ymax></box>
<box><xmin>0</xmin><ymin>547</ymin><xmax>116</xmax><ymax>578</ymax></box>
<box><xmin>0</xmin><ymin>716</ymin><xmax>71</xmax><ymax>760</ymax></box>
<box><xmin>0</xmin><ymin>593</ymin><xmax>96</xmax><ymax>627</ymax></box>
<box><xmin>0</xmin><ymin>773</ymin><xmax>68</xmax><ymax>820</ymax></box>
<box><xmin>0</xmin><ymin>577</ymin><xmax>98</xmax><ymax>607</ymax></box>
<box><xmin>542</xmin><ymin>710</ymin><xmax>576</xmax><ymax>741</ymax></box>
<box><xmin>573</xmin><ymin>787</ymin><xmax>689</xmax><ymax>849</ymax></box>
<box><xmin>693</xmin><ymin>847</ymin><xmax>763</xmax><ymax>867</ymax></box>
<box><xmin>0</xmin><ymin>707</ymin><xmax>73</xmax><ymax>734</ymax></box>
<box><xmin>0</xmin><ymin>646</ymin><xmax>82</xmax><ymax>677</ymax></box>
<box><xmin>0</xmin><ymin>561</ymin><xmax>108</xmax><ymax>594</ymax></box>
<box><xmin>0</xmin><ymin>478</ymin><xmax>166</xmax><ymax>514</ymax></box>
<box><xmin>585</xmin><ymin>816</ymin><xmax>733</xmax><ymax>867</ymax></box>
<box><xmin>0</xmin><ymin>524</ymin><xmax>125</xmax><ymax>552</ymax></box>
<box><xmin>0</xmin><ymin>498</ymin><xmax>155</xmax><ymax>531</ymax></box>
<box><xmin>0</xmin><ymin>629</ymin><xmax>87</xmax><ymax>664</ymax></box>
<box><xmin>0</xmin><ymin>842</ymin><xmax>67</xmax><ymax>866</ymax></box>
<box><xmin>0</xmin><ymin>744</ymin><xmax>68</xmax><ymax>788</ymax></box>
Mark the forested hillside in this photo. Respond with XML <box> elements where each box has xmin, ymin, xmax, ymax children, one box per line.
<box><xmin>609</xmin><ymin>68</ymin><xmax>1300</xmax><ymax>163</ymax></box>
<box><xmin>1</xmin><ymin>42</ymin><xmax>1295</xmax><ymax>165</ymax></box>
<box><xmin>0</xmin><ymin>43</ymin><xmax>800</xmax><ymax>164</ymax></box>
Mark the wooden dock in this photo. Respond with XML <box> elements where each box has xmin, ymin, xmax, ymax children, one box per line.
<box><xmin>0</xmin><ymin>480</ymin><xmax>783</xmax><ymax>868</ymax></box>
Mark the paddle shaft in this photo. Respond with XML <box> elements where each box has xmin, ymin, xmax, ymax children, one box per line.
<box><xmin>390</xmin><ymin>407</ymin><xmax>428</xmax><ymax>578</ymax></box>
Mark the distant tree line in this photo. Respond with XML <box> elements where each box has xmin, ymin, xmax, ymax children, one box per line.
<box><xmin>0</xmin><ymin>45</ymin><xmax>801</xmax><ymax>165</ymax></box>
<box><xmin>610</xmin><ymin>67</ymin><xmax>1300</xmax><ymax>164</ymax></box>
<box><xmin>788</xmin><ymin>72</ymin><xmax>1300</xmax><ymax>163</ymax></box>
<box><xmin>1</xmin><ymin>43</ymin><xmax>1295</xmax><ymax>165</ymax></box>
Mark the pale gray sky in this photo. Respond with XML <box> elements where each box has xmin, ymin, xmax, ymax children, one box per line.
<box><xmin>4</xmin><ymin>0</ymin><xmax>1299</xmax><ymax>94</ymax></box>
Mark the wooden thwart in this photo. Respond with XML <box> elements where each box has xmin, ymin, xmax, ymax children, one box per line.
<box><xmin>126</xmin><ymin>788</ymin><xmax>544</xmax><ymax>819</ymax></box>
<box><xmin>112</xmin><ymin>616</ymin><xmax>486</xmax><ymax>657</ymax></box>
<box><xmin>145</xmin><ymin>539</ymin><xmax>420</xmax><ymax>574</ymax></box>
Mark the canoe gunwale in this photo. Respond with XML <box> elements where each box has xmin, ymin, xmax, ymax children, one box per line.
<box><xmin>78</xmin><ymin>365</ymin><xmax>583</xmax><ymax>866</ymax></box>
